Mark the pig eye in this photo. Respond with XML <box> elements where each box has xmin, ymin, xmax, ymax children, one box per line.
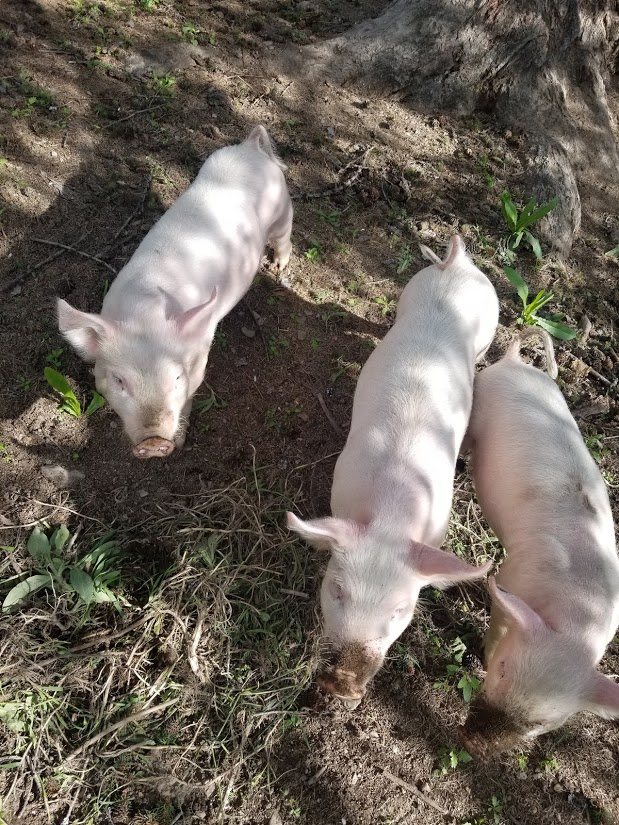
<box><xmin>330</xmin><ymin>578</ymin><xmax>345</xmax><ymax>601</ymax></box>
<box><xmin>112</xmin><ymin>374</ymin><xmax>125</xmax><ymax>390</ymax></box>
<box><xmin>391</xmin><ymin>606</ymin><xmax>406</xmax><ymax>620</ymax></box>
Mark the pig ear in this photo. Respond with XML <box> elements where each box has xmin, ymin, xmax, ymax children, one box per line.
<box><xmin>585</xmin><ymin>671</ymin><xmax>619</xmax><ymax>719</ymax></box>
<box><xmin>174</xmin><ymin>288</ymin><xmax>218</xmax><ymax>341</ymax></box>
<box><xmin>286</xmin><ymin>512</ymin><xmax>361</xmax><ymax>551</ymax></box>
<box><xmin>489</xmin><ymin>577</ymin><xmax>547</xmax><ymax>635</ymax></box>
<box><xmin>412</xmin><ymin>541</ymin><xmax>493</xmax><ymax>584</ymax></box>
<box><xmin>57</xmin><ymin>298</ymin><xmax>115</xmax><ymax>361</ymax></box>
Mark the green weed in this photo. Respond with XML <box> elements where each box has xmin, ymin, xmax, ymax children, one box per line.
<box><xmin>487</xmin><ymin>795</ymin><xmax>504</xmax><ymax>824</ymax></box>
<box><xmin>2</xmin><ymin>525</ymin><xmax>123</xmax><ymax>613</ymax></box>
<box><xmin>500</xmin><ymin>191</ymin><xmax>558</xmax><ymax>261</ymax></box>
<box><xmin>181</xmin><ymin>23</ymin><xmax>200</xmax><ymax>44</ymax></box>
<box><xmin>373</xmin><ymin>295</ymin><xmax>396</xmax><ymax>316</ymax></box>
<box><xmin>305</xmin><ymin>245</ymin><xmax>320</xmax><ymax>263</ymax></box>
<box><xmin>0</xmin><ymin>443</ymin><xmax>12</xmax><ymax>463</ymax></box>
<box><xmin>433</xmin><ymin>637</ymin><xmax>481</xmax><ymax>702</ymax></box>
<box><xmin>503</xmin><ymin>267</ymin><xmax>577</xmax><ymax>340</ymax></box>
<box><xmin>45</xmin><ymin>348</ymin><xmax>63</xmax><ymax>369</ymax></box>
<box><xmin>44</xmin><ymin>367</ymin><xmax>106</xmax><ymax>417</ymax></box>
<box><xmin>433</xmin><ymin>746</ymin><xmax>472</xmax><ymax>776</ymax></box>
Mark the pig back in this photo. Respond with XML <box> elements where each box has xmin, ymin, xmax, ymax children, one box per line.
<box><xmin>469</xmin><ymin>357</ymin><xmax>617</xmax><ymax>577</ymax></box>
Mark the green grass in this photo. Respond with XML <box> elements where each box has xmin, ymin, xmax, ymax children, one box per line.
<box><xmin>44</xmin><ymin>367</ymin><xmax>106</xmax><ymax>417</ymax></box>
<box><xmin>502</xmin><ymin>267</ymin><xmax>577</xmax><ymax>340</ymax></box>
<box><xmin>0</xmin><ymin>477</ymin><xmax>317</xmax><ymax>822</ymax></box>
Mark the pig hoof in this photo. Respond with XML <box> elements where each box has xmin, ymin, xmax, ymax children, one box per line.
<box><xmin>132</xmin><ymin>437</ymin><xmax>175</xmax><ymax>459</ymax></box>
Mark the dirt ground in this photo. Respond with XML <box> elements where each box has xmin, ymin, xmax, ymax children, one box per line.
<box><xmin>0</xmin><ymin>1</ymin><xmax>618</xmax><ymax>824</ymax></box>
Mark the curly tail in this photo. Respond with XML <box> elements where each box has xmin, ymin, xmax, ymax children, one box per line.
<box><xmin>245</xmin><ymin>124</ymin><xmax>287</xmax><ymax>171</ymax></box>
<box><xmin>506</xmin><ymin>326</ymin><xmax>558</xmax><ymax>379</ymax></box>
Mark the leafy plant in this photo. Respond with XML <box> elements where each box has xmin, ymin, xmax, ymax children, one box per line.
<box><xmin>396</xmin><ymin>245</ymin><xmax>414</xmax><ymax>277</ymax></box>
<box><xmin>0</xmin><ymin>443</ymin><xmax>11</xmax><ymax>463</ymax></box>
<box><xmin>44</xmin><ymin>367</ymin><xmax>106</xmax><ymax>417</ymax></box>
<box><xmin>181</xmin><ymin>23</ymin><xmax>200</xmax><ymax>45</ymax></box>
<box><xmin>2</xmin><ymin>525</ymin><xmax>123</xmax><ymax>613</ymax></box>
<box><xmin>45</xmin><ymin>348</ymin><xmax>64</xmax><ymax>368</ymax></box>
<box><xmin>433</xmin><ymin>637</ymin><xmax>482</xmax><ymax>703</ymax></box>
<box><xmin>433</xmin><ymin>746</ymin><xmax>472</xmax><ymax>776</ymax></box>
<box><xmin>373</xmin><ymin>295</ymin><xmax>396</xmax><ymax>316</ymax></box>
<box><xmin>305</xmin><ymin>245</ymin><xmax>319</xmax><ymax>263</ymax></box>
<box><xmin>500</xmin><ymin>191</ymin><xmax>558</xmax><ymax>260</ymax></box>
<box><xmin>503</xmin><ymin>268</ymin><xmax>577</xmax><ymax>340</ymax></box>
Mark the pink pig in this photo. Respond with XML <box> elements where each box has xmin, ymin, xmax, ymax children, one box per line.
<box><xmin>459</xmin><ymin>328</ymin><xmax>619</xmax><ymax>756</ymax></box>
<box><xmin>288</xmin><ymin>236</ymin><xmax>498</xmax><ymax>702</ymax></box>
<box><xmin>57</xmin><ymin>125</ymin><xmax>292</xmax><ymax>458</ymax></box>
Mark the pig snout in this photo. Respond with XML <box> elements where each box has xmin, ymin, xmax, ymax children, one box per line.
<box><xmin>458</xmin><ymin>697</ymin><xmax>526</xmax><ymax>758</ymax></box>
<box><xmin>316</xmin><ymin>643</ymin><xmax>383</xmax><ymax>703</ymax></box>
<box><xmin>132</xmin><ymin>437</ymin><xmax>176</xmax><ymax>459</ymax></box>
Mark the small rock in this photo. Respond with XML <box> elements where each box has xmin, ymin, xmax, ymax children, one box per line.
<box><xmin>235</xmin><ymin>357</ymin><xmax>248</xmax><ymax>366</ymax></box>
<box><xmin>297</xmin><ymin>328</ymin><xmax>307</xmax><ymax>340</ymax></box>
<box><xmin>110</xmin><ymin>421</ymin><xmax>118</xmax><ymax>429</ymax></box>
<box><xmin>277</xmin><ymin>274</ymin><xmax>292</xmax><ymax>288</ymax></box>
<box><xmin>40</xmin><ymin>464</ymin><xmax>85</xmax><ymax>488</ymax></box>
<box><xmin>137</xmin><ymin>489</ymin><xmax>148</xmax><ymax>498</ymax></box>
<box><xmin>10</xmin><ymin>285</ymin><xmax>22</xmax><ymax>297</ymax></box>
<box><xmin>298</xmin><ymin>412</ymin><xmax>309</xmax><ymax>422</ymax></box>
<box><xmin>421</xmin><ymin>782</ymin><xmax>431</xmax><ymax>793</ymax></box>
<box><xmin>241</xmin><ymin>326</ymin><xmax>256</xmax><ymax>338</ymax></box>
<box><xmin>269</xmin><ymin>812</ymin><xmax>283</xmax><ymax>825</ymax></box>
<box><xmin>351</xmin><ymin>773</ymin><xmax>359</xmax><ymax>786</ymax></box>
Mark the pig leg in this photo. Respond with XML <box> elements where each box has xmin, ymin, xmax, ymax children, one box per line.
<box><xmin>269</xmin><ymin>202</ymin><xmax>293</xmax><ymax>272</ymax></box>
<box><xmin>174</xmin><ymin>397</ymin><xmax>193</xmax><ymax>449</ymax></box>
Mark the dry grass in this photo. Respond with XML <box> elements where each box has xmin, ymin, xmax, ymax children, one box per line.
<box><xmin>0</xmin><ymin>472</ymin><xmax>320</xmax><ymax>824</ymax></box>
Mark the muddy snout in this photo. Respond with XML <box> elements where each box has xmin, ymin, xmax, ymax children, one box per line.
<box><xmin>316</xmin><ymin>643</ymin><xmax>383</xmax><ymax>706</ymax></box>
<box><xmin>457</xmin><ymin>696</ymin><xmax>527</xmax><ymax>759</ymax></box>
<box><xmin>132</xmin><ymin>436</ymin><xmax>175</xmax><ymax>459</ymax></box>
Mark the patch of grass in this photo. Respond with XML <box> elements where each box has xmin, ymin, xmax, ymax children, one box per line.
<box><xmin>0</xmin><ymin>478</ymin><xmax>316</xmax><ymax>822</ymax></box>
<box><xmin>500</xmin><ymin>190</ymin><xmax>558</xmax><ymax>261</ymax></box>
<box><xmin>396</xmin><ymin>244</ymin><xmax>414</xmax><ymax>278</ymax></box>
<box><xmin>487</xmin><ymin>794</ymin><xmax>504</xmax><ymax>824</ymax></box>
<box><xmin>44</xmin><ymin>367</ymin><xmax>106</xmax><ymax>417</ymax></box>
<box><xmin>0</xmin><ymin>442</ymin><xmax>12</xmax><ymax>463</ymax></box>
<box><xmin>150</xmin><ymin>72</ymin><xmax>177</xmax><ymax>99</ymax></box>
<box><xmin>503</xmin><ymin>267</ymin><xmax>577</xmax><ymax>340</ymax></box>
<box><xmin>539</xmin><ymin>753</ymin><xmax>559</xmax><ymax>773</ymax></box>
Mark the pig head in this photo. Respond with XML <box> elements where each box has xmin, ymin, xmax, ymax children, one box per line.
<box><xmin>287</xmin><ymin>513</ymin><xmax>492</xmax><ymax>700</ymax></box>
<box><xmin>57</xmin><ymin>289</ymin><xmax>218</xmax><ymax>457</ymax></box>
<box><xmin>458</xmin><ymin>577</ymin><xmax>619</xmax><ymax>757</ymax></box>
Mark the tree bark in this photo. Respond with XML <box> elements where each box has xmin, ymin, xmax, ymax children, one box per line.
<box><xmin>288</xmin><ymin>0</ymin><xmax>619</xmax><ymax>257</ymax></box>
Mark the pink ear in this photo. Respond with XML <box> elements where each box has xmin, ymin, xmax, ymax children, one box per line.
<box><xmin>286</xmin><ymin>512</ymin><xmax>362</xmax><ymax>551</ymax></box>
<box><xmin>587</xmin><ymin>671</ymin><xmax>619</xmax><ymax>719</ymax></box>
<box><xmin>489</xmin><ymin>577</ymin><xmax>546</xmax><ymax>634</ymax></box>
<box><xmin>412</xmin><ymin>541</ymin><xmax>492</xmax><ymax>584</ymax></box>
<box><xmin>57</xmin><ymin>298</ymin><xmax>115</xmax><ymax>361</ymax></box>
<box><xmin>174</xmin><ymin>289</ymin><xmax>218</xmax><ymax>341</ymax></box>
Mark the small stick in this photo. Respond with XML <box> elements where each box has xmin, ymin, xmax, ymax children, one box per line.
<box><xmin>96</xmin><ymin>174</ymin><xmax>152</xmax><ymax>257</ymax></box>
<box><xmin>32</xmin><ymin>237</ymin><xmax>117</xmax><ymax>275</ymax></box>
<box><xmin>280</xmin><ymin>588</ymin><xmax>309</xmax><ymax>600</ymax></box>
<box><xmin>102</xmin><ymin>104</ymin><xmax>165</xmax><ymax>128</ymax></box>
<box><xmin>314</xmin><ymin>391</ymin><xmax>343</xmax><ymax>438</ymax></box>
<box><xmin>1</xmin><ymin>232</ymin><xmax>89</xmax><ymax>294</ymax></box>
<box><xmin>242</xmin><ymin>297</ymin><xmax>269</xmax><ymax>356</ymax></box>
<box><xmin>383</xmin><ymin>769</ymin><xmax>448</xmax><ymax>815</ymax></box>
<box><xmin>65</xmin><ymin>697</ymin><xmax>178</xmax><ymax>761</ymax></box>
<box><xmin>568</xmin><ymin>353</ymin><xmax>614</xmax><ymax>387</ymax></box>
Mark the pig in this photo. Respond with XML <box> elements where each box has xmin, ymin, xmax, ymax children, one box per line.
<box><xmin>287</xmin><ymin>236</ymin><xmax>498</xmax><ymax>703</ymax></box>
<box><xmin>458</xmin><ymin>327</ymin><xmax>619</xmax><ymax>757</ymax></box>
<box><xmin>57</xmin><ymin>125</ymin><xmax>293</xmax><ymax>458</ymax></box>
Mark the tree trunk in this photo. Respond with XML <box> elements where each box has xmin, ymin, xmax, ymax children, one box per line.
<box><xmin>288</xmin><ymin>0</ymin><xmax>619</xmax><ymax>257</ymax></box>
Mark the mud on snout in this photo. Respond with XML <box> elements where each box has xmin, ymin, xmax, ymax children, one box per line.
<box><xmin>316</xmin><ymin>642</ymin><xmax>384</xmax><ymax>703</ymax></box>
<box><xmin>457</xmin><ymin>695</ymin><xmax>528</xmax><ymax>759</ymax></box>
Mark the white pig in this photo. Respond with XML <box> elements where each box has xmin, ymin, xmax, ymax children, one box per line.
<box><xmin>459</xmin><ymin>328</ymin><xmax>619</xmax><ymax>756</ymax></box>
<box><xmin>287</xmin><ymin>236</ymin><xmax>498</xmax><ymax>701</ymax></box>
<box><xmin>57</xmin><ymin>125</ymin><xmax>292</xmax><ymax>458</ymax></box>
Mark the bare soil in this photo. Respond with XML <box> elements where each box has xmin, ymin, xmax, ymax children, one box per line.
<box><xmin>0</xmin><ymin>1</ymin><xmax>618</xmax><ymax>824</ymax></box>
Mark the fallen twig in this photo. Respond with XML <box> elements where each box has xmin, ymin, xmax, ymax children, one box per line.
<box><xmin>96</xmin><ymin>174</ymin><xmax>152</xmax><ymax>257</ymax></box>
<box><xmin>65</xmin><ymin>697</ymin><xmax>178</xmax><ymax>761</ymax></box>
<box><xmin>568</xmin><ymin>353</ymin><xmax>614</xmax><ymax>387</ymax></box>
<box><xmin>32</xmin><ymin>237</ymin><xmax>117</xmax><ymax>275</ymax></box>
<box><xmin>242</xmin><ymin>297</ymin><xmax>269</xmax><ymax>356</ymax></box>
<box><xmin>314</xmin><ymin>391</ymin><xmax>343</xmax><ymax>438</ymax></box>
<box><xmin>102</xmin><ymin>104</ymin><xmax>165</xmax><ymax>128</ymax></box>
<box><xmin>383</xmin><ymin>769</ymin><xmax>448</xmax><ymax>815</ymax></box>
<box><xmin>1</xmin><ymin>232</ymin><xmax>90</xmax><ymax>294</ymax></box>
